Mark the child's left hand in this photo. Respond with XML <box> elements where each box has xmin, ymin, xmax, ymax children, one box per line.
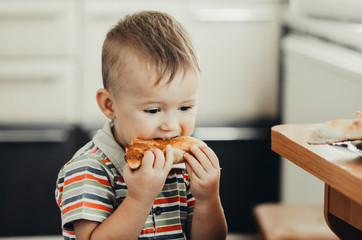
<box><xmin>184</xmin><ymin>145</ymin><xmax>221</xmax><ymax>202</ymax></box>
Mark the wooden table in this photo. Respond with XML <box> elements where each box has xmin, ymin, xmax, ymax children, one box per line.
<box><xmin>271</xmin><ymin>124</ymin><xmax>362</xmax><ymax>239</ymax></box>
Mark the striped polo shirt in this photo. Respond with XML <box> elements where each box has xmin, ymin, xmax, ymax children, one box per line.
<box><xmin>55</xmin><ymin>121</ymin><xmax>196</xmax><ymax>240</ymax></box>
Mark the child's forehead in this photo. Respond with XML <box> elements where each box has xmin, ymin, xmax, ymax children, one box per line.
<box><xmin>127</xmin><ymin>72</ymin><xmax>200</xmax><ymax>106</ymax></box>
<box><xmin>118</xmin><ymin>61</ymin><xmax>199</xmax><ymax>98</ymax></box>
<box><xmin>117</xmin><ymin>48</ymin><xmax>197</xmax><ymax>88</ymax></box>
<box><xmin>126</xmin><ymin>67</ymin><xmax>191</xmax><ymax>92</ymax></box>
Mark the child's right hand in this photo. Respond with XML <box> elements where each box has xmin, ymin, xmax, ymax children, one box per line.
<box><xmin>123</xmin><ymin>145</ymin><xmax>174</xmax><ymax>204</ymax></box>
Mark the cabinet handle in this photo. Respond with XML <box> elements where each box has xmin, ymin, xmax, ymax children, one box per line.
<box><xmin>192</xmin><ymin>127</ymin><xmax>267</xmax><ymax>141</ymax></box>
<box><xmin>194</xmin><ymin>8</ymin><xmax>275</xmax><ymax>22</ymax></box>
<box><xmin>282</xmin><ymin>35</ymin><xmax>362</xmax><ymax>77</ymax></box>
<box><xmin>0</xmin><ymin>9</ymin><xmax>60</xmax><ymax>20</ymax></box>
<box><xmin>0</xmin><ymin>76</ymin><xmax>56</xmax><ymax>83</ymax></box>
<box><xmin>0</xmin><ymin>129</ymin><xmax>69</xmax><ymax>143</ymax></box>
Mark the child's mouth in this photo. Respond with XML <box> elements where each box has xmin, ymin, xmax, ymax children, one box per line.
<box><xmin>152</xmin><ymin>136</ymin><xmax>178</xmax><ymax>141</ymax></box>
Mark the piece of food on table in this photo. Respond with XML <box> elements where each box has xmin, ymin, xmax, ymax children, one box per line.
<box><xmin>356</xmin><ymin>110</ymin><xmax>362</xmax><ymax>118</ymax></box>
<box><xmin>307</xmin><ymin>117</ymin><xmax>362</xmax><ymax>145</ymax></box>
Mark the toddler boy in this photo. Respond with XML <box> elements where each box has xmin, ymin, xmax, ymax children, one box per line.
<box><xmin>55</xmin><ymin>11</ymin><xmax>227</xmax><ymax>240</ymax></box>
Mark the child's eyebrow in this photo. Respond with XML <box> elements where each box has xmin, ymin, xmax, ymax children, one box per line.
<box><xmin>181</xmin><ymin>98</ymin><xmax>197</xmax><ymax>104</ymax></box>
<box><xmin>138</xmin><ymin>97</ymin><xmax>197</xmax><ymax>106</ymax></box>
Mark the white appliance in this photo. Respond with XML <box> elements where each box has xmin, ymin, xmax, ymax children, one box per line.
<box><xmin>280</xmin><ymin>3</ymin><xmax>362</xmax><ymax>204</ymax></box>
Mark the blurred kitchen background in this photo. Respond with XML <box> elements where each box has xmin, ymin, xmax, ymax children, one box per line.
<box><xmin>0</xmin><ymin>0</ymin><xmax>361</xmax><ymax>239</ymax></box>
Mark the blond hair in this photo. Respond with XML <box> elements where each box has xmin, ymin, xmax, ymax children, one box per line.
<box><xmin>102</xmin><ymin>11</ymin><xmax>200</xmax><ymax>92</ymax></box>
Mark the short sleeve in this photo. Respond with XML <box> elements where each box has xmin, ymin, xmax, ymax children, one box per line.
<box><xmin>56</xmin><ymin>155</ymin><xmax>116</xmax><ymax>229</ymax></box>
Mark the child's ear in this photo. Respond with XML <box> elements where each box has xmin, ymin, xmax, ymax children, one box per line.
<box><xmin>96</xmin><ymin>88</ymin><xmax>116</xmax><ymax>120</ymax></box>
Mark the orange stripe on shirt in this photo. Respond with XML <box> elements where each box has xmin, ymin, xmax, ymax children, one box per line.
<box><xmin>57</xmin><ymin>196</ymin><xmax>62</xmax><ymax>207</ymax></box>
<box><xmin>62</xmin><ymin>229</ymin><xmax>75</xmax><ymax>235</ymax></box>
<box><xmin>156</xmin><ymin>224</ymin><xmax>182</xmax><ymax>233</ymax></box>
<box><xmin>116</xmin><ymin>175</ymin><xmax>125</xmax><ymax>183</ymax></box>
<box><xmin>101</xmin><ymin>157</ymin><xmax>111</xmax><ymax>164</ymax></box>
<box><xmin>181</xmin><ymin>172</ymin><xmax>190</xmax><ymax>181</ymax></box>
<box><xmin>88</xmin><ymin>146</ymin><xmax>98</xmax><ymax>154</ymax></box>
<box><xmin>64</xmin><ymin>173</ymin><xmax>111</xmax><ymax>187</ymax></box>
<box><xmin>188</xmin><ymin>199</ymin><xmax>196</xmax><ymax>207</ymax></box>
<box><xmin>140</xmin><ymin>227</ymin><xmax>155</xmax><ymax>235</ymax></box>
<box><xmin>154</xmin><ymin>196</ymin><xmax>187</xmax><ymax>205</ymax></box>
<box><xmin>62</xmin><ymin>201</ymin><xmax>113</xmax><ymax>215</ymax></box>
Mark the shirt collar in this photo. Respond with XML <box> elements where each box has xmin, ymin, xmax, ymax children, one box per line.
<box><xmin>92</xmin><ymin>121</ymin><xmax>126</xmax><ymax>175</ymax></box>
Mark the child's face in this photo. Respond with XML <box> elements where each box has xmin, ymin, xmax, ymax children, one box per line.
<box><xmin>111</xmin><ymin>54</ymin><xmax>200</xmax><ymax>148</ymax></box>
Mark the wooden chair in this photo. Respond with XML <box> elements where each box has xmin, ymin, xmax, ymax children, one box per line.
<box><xmin>253</xmin><ymin>203</ymin><xmax>339</xmax><ymax>240</ymax></box>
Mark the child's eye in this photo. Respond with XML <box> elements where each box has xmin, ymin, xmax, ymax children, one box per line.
<box><xmin>179</xmin><ymin>106</ymin><xmax>192</xmax><ymax>111</ymax></box>
<box><xmin>144</xmin><ymin>108</ymin><xmax>160</xmax><ymax>114</ymax></box>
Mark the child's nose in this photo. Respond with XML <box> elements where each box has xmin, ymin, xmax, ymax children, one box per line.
<box><xmin>160</xmin><ymin>113</ymin><xmax>179</xmax><ymax>131</ymax></box>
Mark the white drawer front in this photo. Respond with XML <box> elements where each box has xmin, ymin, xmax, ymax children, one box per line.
<box><xmin>0</xmin><ymin>0</ymin><xmax>75</xmax><ymax>56</ymax></box>
<box><xmin>0</xmin><ymin>60</ymin><xmax>76</xmax><ymax>123</ymax></box>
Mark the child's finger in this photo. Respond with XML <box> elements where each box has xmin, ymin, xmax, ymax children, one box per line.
<box><xmin>199</xmin><ymin>145</ymin><xmax>220</xmax><ymax>169</ymax></box>
<box><xmin>165</xmin><ymin>145</ymin><xmax>174</xmax><ymax>170</ymax></box>
<box><xmin>141</xmin><ymin>150</ymin><xmax>155</xmax><ymax>169</ymax></box>
<box><xmin>184</xmin><ymin>152</ymin><xmax>204</xmax><ymax>179</ymax></box>
<box><xmin>150</xmin><ymin>148</ymin><xmax>165</xmax><ymax>169</ymax></box>
<box><xmin>185</xmin><ymin>162</ymin><xmax>197</xmax><ymax>181</ymax></box>
<box><xmin>189</xmin><ymin>145</ymin><xmax>213</xmax><ymax>171</ymax></box>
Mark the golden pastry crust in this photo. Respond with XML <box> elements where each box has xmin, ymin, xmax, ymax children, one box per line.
<box><xmin>307</xmin><ymin>119</ymin><xmax>362</xmax><ymax>144</ymax></box>
<box><xmin>126</xmin><ymin>136</ymin><xmax>205</xmax><ymax>169</ymax></box>
<box><xmin>356</xmin><ymin>110</ymin><xmax>362</xmax><ymax>118</ymax></box>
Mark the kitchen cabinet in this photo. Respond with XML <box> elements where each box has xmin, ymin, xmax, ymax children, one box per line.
<box><xmin>0</xmin><ymin>125</ymin><xmax>83</xmax><ymax>236</ymax></box>
<box><xmin>0</xmin><ymin>0</ymin><xmax>79</xmax><ymax>123</ymax></box>
<box><xmin>0</xmin><ymin>0</ymin><xmax>77</xmax><ymax>56</ymax></box>
<box><xmin>0</xmin><ymin>60</ymin><xmax>77</xmax><ymax>123</ymax></box>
